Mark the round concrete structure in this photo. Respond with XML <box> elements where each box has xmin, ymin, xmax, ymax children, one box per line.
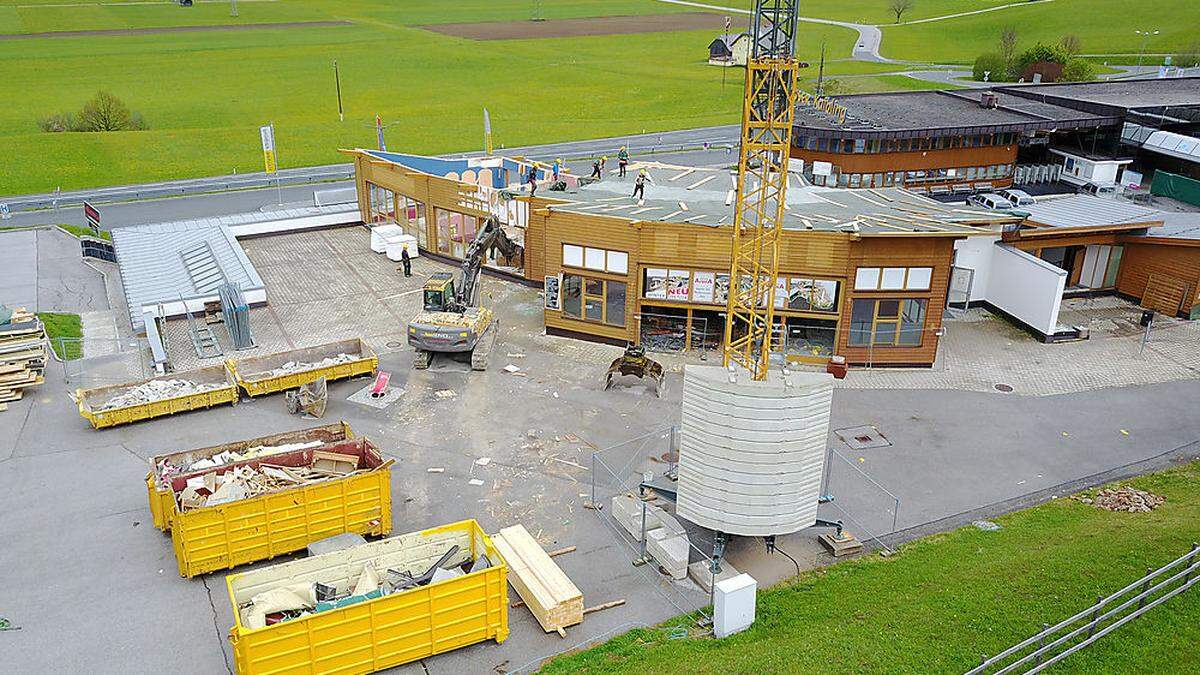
<box><xmin>675</xmin><ymin>365</ymin><xmax>833</xmax><ymax>537</ymax></box>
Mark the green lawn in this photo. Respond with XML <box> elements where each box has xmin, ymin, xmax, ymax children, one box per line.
<box><xmin>879</xmin><ymin>0</ymin><xmax>1199</xmax><ymax>63</ymax></box>
<box><xmin>57</xmin><ymin>223</ymin><xmax>111</xmax><ymax>241</ymax></box>
<box><xmin>38</xmin><ymin>311</ymin><xmax>82</xmax><ymax>360</ymax></box>
<box><xmin>542</xmin><ymin>461</ymin><xmax>1200</xmax><ymax>674</ymax></box>
<box><xmin>697</xmin><ymin>0</ymin><xmax>1021</xmax><ymax>25</ymax></box>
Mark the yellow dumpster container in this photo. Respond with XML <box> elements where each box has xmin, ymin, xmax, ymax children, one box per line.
<box><xmin>170</xmin><ymin>438</ymin><xmax>393</xmax><ymax>577</ymax></box>
<box><xmin>227</xmin><ymin>520</ymin><xmax>508</xmax><ymax>675</ymax></box>
<box><xmin>76</xmin><ymin>363</ymin><xmax>238</xmax><ymax>429</ymax></box>
<box><xmin>146</xmin><ymin>422</ymin><xmax>356</xmax><ymax>532</ymax></box>
<box><xmin>229</xmin><ymin>338</ymin><xmax>378</xmax><ymax>397</ymax></box>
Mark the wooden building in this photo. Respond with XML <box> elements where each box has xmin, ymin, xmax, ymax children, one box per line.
<box><xmin>349</xmin><ymin>150</ymin><xmax>1021</xmax><ymax>367</ymax></box>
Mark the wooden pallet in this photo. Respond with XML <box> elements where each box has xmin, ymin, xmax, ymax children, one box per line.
<box><xmin>0</xmin><ymin>306</ymin><xmax>47</xmax><ymax>410</ymax></box>
<box><xmin>491</xmin><ymin>524</ymin><xmax>584</xmax><ymax>637</ymax></box>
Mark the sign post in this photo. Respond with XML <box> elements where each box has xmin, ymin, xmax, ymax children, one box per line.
<box><xmin>0</xmin><ymin>202</ymin><xmax>9</xmax><ymax>220</ymax></box>
<box><xmin>260</xmin><ymin>123</ymin><xmax>282</xmax><ymax>204</ymax></box>
<box><xmin>83</xmin><ymin>201</ymin><xmax>101</xmax><ymax>234</ymax></box>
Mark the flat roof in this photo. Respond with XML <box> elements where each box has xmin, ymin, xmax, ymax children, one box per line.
<box><xmin>1148</xmin><ymin>211</ymin><xmax>1200</xmax><ymax>242</ymax></box>
<box><xmin>1000</xmin><ymin>77</ymin><xmax>1200</xmax><ymax>112</ymax></box>
<box><xmin>545</xmin><ymin>161</ymin><xmax>1016</xmax><ymax>236</ymax></box>
<box><xmin>794</xmin><ymin>89</ymin><xmax>1112</xmax><ymax>138</ymax></box>
<box><xmin>1019</xmin><ymin>195</ymin><xmax>1163</xmax><ymax>230</ymax></box>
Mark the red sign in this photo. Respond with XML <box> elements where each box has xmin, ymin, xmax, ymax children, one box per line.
<box><xmin>83</xmin><ymin>201</ymin><xmax>101</xmax><ymax>230</ymax></box>
<box><xmin>370</xmin><ymin>371</ymin><xmax>391</xmax><ymax>397</ymax></box>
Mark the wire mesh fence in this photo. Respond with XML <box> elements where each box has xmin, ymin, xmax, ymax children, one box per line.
<box><xmin>819</xmin><ymin>446</ymin><xmax>903</xmax><ymax>554</ymax></box>
<box><xmin>56</xmin><ymin>336</ymin><xmax>153</xmax><ymax>391</ymax></box>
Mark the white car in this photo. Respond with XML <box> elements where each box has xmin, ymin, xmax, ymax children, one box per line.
<box><xmin>1079</xmin><ymin>182</ymin><xmax>1119</xmax><ymax>197</ymax></box>
<box><xmin>967</xmin><ymin>193</ymin><xmax>1011</xmax><ymax>210</ymax></box>
<box><xmin>997</xmin><ymin>188</ymin><xmax>1035</xmax><ymax>207</ymax></box>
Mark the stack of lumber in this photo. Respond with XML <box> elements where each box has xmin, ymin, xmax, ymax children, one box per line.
<box><xmin>491</xmin><ymin>524</ymin><xmax>583</xmax><ymax>637</ymax></box>
<box><xmin>0</xmin><ymin>307</ymin><xmax>47</xmax><ymax>411</ymax></box>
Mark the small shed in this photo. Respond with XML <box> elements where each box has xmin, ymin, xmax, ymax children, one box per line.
<box><xmin>708</xmin><ymin>32</ymin><xmax>750</xmax><ymax>67</ymax></box>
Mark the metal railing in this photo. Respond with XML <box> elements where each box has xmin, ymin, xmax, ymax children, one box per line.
<box><xmin>968</xmin><ymin>543</ymin><xmax>1200</xmax><ymax>674</ymax></box>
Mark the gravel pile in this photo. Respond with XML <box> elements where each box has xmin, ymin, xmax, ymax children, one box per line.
<box><xmin>1074</xmin><ymin>485</ymin><xmax>1165</xmax><ymax>512</ymax></box>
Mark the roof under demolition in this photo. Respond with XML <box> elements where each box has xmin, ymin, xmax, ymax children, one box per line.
<box><xmin>1018</xmin><ymin>195</ymin><xmax>1163</xmax><ymax>231</ymax></box>
<box><xmin>545</xmin><ymin>161</ymin><xmax>1016</xmax><ymax>235</ymax></box>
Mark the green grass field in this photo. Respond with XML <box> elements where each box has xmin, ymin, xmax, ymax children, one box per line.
<box><xmin>1</xmin><ymin>0</ymin><xmax>1195</xmax><ymax>195</ymax></box>
<box><xmin>38</xmin><ymin>311</ymin><xmax>82</xmax><ymax>360</ymax></box>
<box><xmin>542</xmin><ymin>461</ymin><xmax>1200</xmax><ymax>674</ymax></box>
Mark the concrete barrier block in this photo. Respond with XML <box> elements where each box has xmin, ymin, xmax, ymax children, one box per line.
<box><xmin>647</xmin><ymin>528</ymin><xmax>690</xmax><ymax>580</ymax></box>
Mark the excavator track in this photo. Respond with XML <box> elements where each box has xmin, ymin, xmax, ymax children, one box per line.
<box><xmin>412</xmin><ymin>349</ymin><xmax>432</xmax><ymax>370</ymax></box>
<box><xmin>470</xmin><ymin>320</ymin><xmax>498</xmax><ymax>371</ymax></box>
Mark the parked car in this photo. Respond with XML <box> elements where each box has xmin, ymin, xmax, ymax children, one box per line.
<box><xmin>967</xmin><ymin>193</ymin><xmax>1012</xmax><ymax>210</ymax></box>
<box><xmin>1078</xmin><ymin>182</ymin><xmax>1119</xmax><ymax>197</ymax></box>
<box><xmin>997</xmin><ymin>188</ymin><xmax>1036</xmax><ymax>207</ymax></box>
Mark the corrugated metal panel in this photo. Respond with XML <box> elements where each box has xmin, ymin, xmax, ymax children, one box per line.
<box><xmin>1022</xmin><ymin>195</ymin><xmax>1161</xmax><ymax>229</ymax></box>
<box><xmin>676</xmin><ymin>366</ymin><xmax>833</xmax><ymax>537</ymax></box>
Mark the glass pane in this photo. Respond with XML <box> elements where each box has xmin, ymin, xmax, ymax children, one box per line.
<box><xmin>585</xmin><ymin>298</ymin><xmax>603</xmax><ymax>322</ymax></box>
<box><xmin>906</xmin><ymin>267</ymin><xmax>932</xmax><ymax>290</ymax></box>
<box><xmin>563</xmin><ymin>275</ymin><xmax>582</xmax><ymax>318</ymax></box>
<box><xmin>880</xmin><ymin>268</ymin><xmax>906</xmax><ymax>290</ymax></box>
<box><xmin>899</xmin><ymin>299</ymin><xmax>926</xmax><ymax>346</ymax></box>
<box><xmin>586</xmin><ymin>279</ymin><xmax>603</xmax><ymax>296</ymax></box>
<box><xmin>1103</xmin><ymin>246</ymin><xmax>1123</xmax><ymax>288</ymax></box>
<box><xmin>605</xmin><ymin>281</ymin><xmax>626</xmax><ymax>326</ymax></box>
<box><xmin>849</xmin><ymin>300</ymin><xmax>874</xmax><ymax>346</ymax></box>
<box><xmin>873</xmin><ymin>321</ymin><xmax>898</xmax><ymax>346</ymax></box>
<box><xmin>877</xmin><ymin>299</ymin><xmax>901</xmax><ymax>318</ymax></box>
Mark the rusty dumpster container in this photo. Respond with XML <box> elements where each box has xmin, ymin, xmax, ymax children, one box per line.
<box><xmin>169</xmin><ymin>437</ymin><xmax>392</xmax><ymax>577</ymax></box>
<box><xmin>146</xmin><ymin>421</ymin><xmax>356</xmax><ymax>532</ymax></box>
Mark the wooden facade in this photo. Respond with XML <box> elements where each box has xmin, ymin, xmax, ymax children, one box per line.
<box><xmin>1116</xmin><ymin>238</ymin><xmax>1200</xmax><ymax>318</ymax></box>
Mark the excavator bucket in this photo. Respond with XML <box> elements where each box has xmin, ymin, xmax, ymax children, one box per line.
<box><xmin>603</xmin><ymin>344</ymin><xmax>665</xmax><ymax>397</ymax></box>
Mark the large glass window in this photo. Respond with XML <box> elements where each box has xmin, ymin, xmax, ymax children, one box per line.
<box><xmin>848</xmin><ymin>299</ymin><xmax>928</xmax><ymax>347</ymax></box>
<box><xmin>562</xmin><ymin>274</ymin><xmax>625</xmax><ymax>327</ymax></box>
<box><xmin>367</xmin><ymin>183</ymin><xmax>395</xmax><ymax>224</ymax></box>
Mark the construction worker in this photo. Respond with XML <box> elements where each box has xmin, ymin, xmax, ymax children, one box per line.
<box><xmin>632</xmin><ymin>168</ymin><xmax>653</xmax><ymax>201</ymax></box>
<box><xmin>590</xmin><ymin>159</ymin><xmax>601</xmax><ymax>179</ymax></box>
<box><xmin>527</xmin><ymin>165</ymin><xmax>538</xmax><ymax>197</ymax></box>
<box><xmin>552</xmin><ymin>158</ymin><xmax>561</xmax><ymax>182</ymax></box>
<box><xmin>600</xmin><ymin>155</ymin><xmax>608</xmax><ymax>175</ymax></box>
<box><xmin>617</xmin><ymin>146</ymin><xmax>629</xmax><ymax>178</ymax></box>
<box><xmin>400</xmin><ymin>246</ymin><xmax>412</xmax><ymax>278</ymax></box>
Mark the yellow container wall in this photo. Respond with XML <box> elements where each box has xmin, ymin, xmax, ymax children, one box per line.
<box><xmin>80</xmin><ymin>385</ymin><xmax>238</xmax><ymax>429</ymax></box>
<box><xmin>147</xmin><ymin>473</ymin><xmax>173</xmax><ymax>531</ymax></box>
<box><xmin>172</xmin><ymin>468</ymin><xmax>392</xmax><ymax>578</ymax></box>
<box><xmin>229</xmin><ymin>521</ymin><xmax>508</xmax><ymax>675</ymax></box>
<box><xmin>237</xmin><ymin>357</ymin><xmax>377</xmax><ymax>397</ymax></box>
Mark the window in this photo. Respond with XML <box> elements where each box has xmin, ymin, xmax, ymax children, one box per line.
<box><xmin>584</xmin><ymin>247</ymin><xmax>605</xmax><ymax>271</ymax></box>
<box><xmin>855</xmin><ymin>267</ymin><xmax>933</xmax><ymax>291</ymax></box>
<box><xmin>562</xmin><ymin>274</ymin><xmax>625</xmax><ymax>327</ymax></box>
<box><xmin>853</xmin><ymin>139</ymin><xmax>866</xmax><ymax>154</ymax></box>
<box><xmin>563</xmin><ymin>244</ymin><xmax>627</xmax><ymax>274</ymax></box>
<box><xmin>563</xmin><ymin>244</ymin><xmax>584</xmax><ymax>267</ymax></box>
<box><xmin>848</xmin><ymin>299</ymin><xmax>927</xmax><ymax>347</ymax></box>
<box><xmin>367</xmin><ymin>183</ymin><xmax>395</xmax><ymax>224</ymax></box>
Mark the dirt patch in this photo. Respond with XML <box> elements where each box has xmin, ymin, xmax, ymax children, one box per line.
<box><xmin>0</xmin><ymin>20</ymin><xmax>352</xmax><ymax>41</ymax></box>
<box><xmin>419</xmin><ymin>12</ymin><xmax>745</xmax><ymax>41</ymax></box>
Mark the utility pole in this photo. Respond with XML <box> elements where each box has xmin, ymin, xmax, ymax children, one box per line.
<box><xmin>1135</xmin><ymin>29</ymin><xmax>1159</xmax><ymax>71</ymax></box>
<box><xmin>816</xmin><ymin>43</ymin><xmax>826</xmax><ymax>96</ymax></box>
<box><xmin>333</xmin><ymin>60</ymin><xmax>344</xmax><ymax>122</ymax></box>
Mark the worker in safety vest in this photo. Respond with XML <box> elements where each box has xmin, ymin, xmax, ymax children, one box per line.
<box><xmin>632</xmin><ymin>169</ymin><xmax>653</xmax><ymax>201</ymax></box>
<box><xmin>617</xmin><ymin>146</ymin><xmax>629</xmax><ymax>178</ymax></box>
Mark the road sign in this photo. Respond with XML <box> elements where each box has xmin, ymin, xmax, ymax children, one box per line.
<box><xmin>83</xmin><ymin>200</ymin><xmax>101</xmax><ymax>232</ymax></box>
<box><xmin>0</xmin><ymin>202</ymin><xmax>9</xmax><ymax>220</ymax></box>
<box><xmin>260</xmin><ymin>124</ymin><xmax>277</xmax><ymax>174</ymax></box>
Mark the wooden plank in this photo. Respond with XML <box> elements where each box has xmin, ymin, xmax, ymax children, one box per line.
<box><xmin>1142</xmin><ymin>273</ymin><xmax>1188</xmax><ymax>315</ymax></box>
<box><xmin>491</xmin><ymin>524</ymin><xmax>583</xmax><ymax>635</ymax></box>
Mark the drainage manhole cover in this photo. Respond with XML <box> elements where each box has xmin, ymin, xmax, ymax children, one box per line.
<box><xmin>834</xmin><ymin>425</ymin><xmax>891</xmax><ymax>450</ymax></box>
<box><xmin>994</xmin><ymin>383</ymin><xmax>1014</xmax><ymax>393</ymax></box>
<box><xmin>386</xmin><ymin>341</ymin><xmax>403</xmax><ymax>349</ymax></box>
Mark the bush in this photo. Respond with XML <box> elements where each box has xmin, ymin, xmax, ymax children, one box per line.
<box><xmin>1060</xmin><ymin>59</ymin><xmax>1097</xmax><ymax>82</ymax></box>
<box><xmin>973</xmin><ymin>52</ymin><xmax>1009</xmax><ymax>81</ymax></box>
<box><xmin>1016</xmin><ymin>42</ymin><xmax>1069</xmax><ymax>71</ymax></box>
<box><xmin>1175</xmin><ymin>42</ymin><xmax>1200</xmax><ymax>68</ymax></box>
<box><xmin>38</xmin><ymin>91</ymin><xmax>147</xmax><ymax>133</ymax></box>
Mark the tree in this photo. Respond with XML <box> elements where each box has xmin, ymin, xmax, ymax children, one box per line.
<box><xmin>77</xmin><ymin>91</ymin><xmax>139</xmax><ymax>132</ymax></box>
<box><xmin>1060</xmin><ymin>59</ymin><xmax>1097</xmax><ymax>82</ymax></box>
<box><xmin>973</xmin><ymin>53</ymin><xmax>1009</xmax><ymax>81</ymax></box>
<box><xmin>889</xmin><ymin>0</ymin><xmax>913</xmax><ymax>24</ymax></box>
<box><xmin>998</xmin><ymin>25</ymin><xmax>1019</xmax><ymax>65</ymax></box>
<box><xmin>1175</xmin><ymin>41</ymin><xmax>1200</xmax><ymax>68</ymax></box>
<box><xmin>1059</xmin><ymin>34</ymin><xmax>1082</xmax><ymax>57</ymax></box>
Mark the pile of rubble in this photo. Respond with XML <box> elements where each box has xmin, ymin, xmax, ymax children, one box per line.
<box><xmin>255</xmin><ymin>353</ymin><xmax>357</xmax><ymax>379</ymax></box>
<box><xmin>240</xmin><ymin>543</ymin><xmax>487</xmax><ymax>628</ymax></box>
<box><xmin>99</xmin><ymin>378</ymin><xmax>226</xmax><ymax>410</ymax></box>
<box><xmin>1074</xmin><ymin>485</ymin><xmax>1165</xmax><ymax>512</ymax></box>
<box><xmin>176</xmin><ymin>450</ymin><xmax>363</xmax><ymax>511</ymax></box>
<box><xmin>156</xmin><ymin>440</ymin><xmax>324</xmax><ymax>483</ymax></box>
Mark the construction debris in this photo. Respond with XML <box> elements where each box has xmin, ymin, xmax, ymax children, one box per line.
<box><xmin>156</xmin><ymin>440</ymin><xmax>324</xmax><ymax>479</ymax></box>
<box><xmin>1074</xmin><ymin>486</ymin><xmax>1165</xmax><ymax>512</ymax></box>
<box><xmin>0</xmin><ymin>306</ymin><xmax>47</xmax><ymax>411</ymax></box>
<box><xmin>261</xmin><ymin>353</ymin><xmax>357</xmax><ymax>379</ymax></box>
<box><xmin>98</xmin><ymin>378</ymin><xmax>226</xmax><ymax>410</ymax></box>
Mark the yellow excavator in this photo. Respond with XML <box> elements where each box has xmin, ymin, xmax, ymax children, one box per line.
<box><xmin>407</xmin><ymin>216</ymin><xmax>522</xmax><ymax>371</ymax></box>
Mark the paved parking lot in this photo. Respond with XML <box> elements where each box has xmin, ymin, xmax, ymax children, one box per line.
<box><xmin>3</xmin><ymin>226</ymin><xmax>1200</xmax><ymax>673</ymax></box>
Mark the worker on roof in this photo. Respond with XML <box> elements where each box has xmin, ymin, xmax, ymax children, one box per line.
<box><xmin>526</xmin><ymin>165</ymin><xmax>538</xmax><ymax>197</ymax></box>
<box><xmin>590</xmin><ymin>158</ymin><xmax>602</xmax><ymax>180</ymax></box>
<box><xmin>600</xmin><ymin>155</ymin><xmax>608</xmax><ymax>175</ymax></box>
<box><xmin>632</xmin><ymin>168</ymin><xmax>653</xmax><ymax>202</ymax></box>
<box><xmin>617</xmin><ymin>146</ymin><xmax>629</xmax><ymax>178</ymax></box>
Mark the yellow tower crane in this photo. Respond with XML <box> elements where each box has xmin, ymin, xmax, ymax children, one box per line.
<box><xmin>722</xmin><ymin>0</ymin><xmax>801</xmax><ymax>381</ymax></box>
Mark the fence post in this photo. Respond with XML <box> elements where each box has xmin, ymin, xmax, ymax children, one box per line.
<box><xmin>590</xmin><ymin>451</ymin><xmax>597</xmax><ymax>510</ymax></box>
<box><xmin>1034</xmin><ymin>622</ymin><xmax>1049</xmax><ymax>666</ymax></box>
<box><xmin>1138</xmin><ymin>567</ymin><xmax>1153</xmax><ymax>609</ymax></box>
<box><xmin>637</xmin><ymin>500</ymin><xmax>649</xmax><ymax>564</ymax></box>
<box><xmin>1187</xmin><ymin>543</ymin><xmax>1199</xmax><ymax>583</ymax></box>
<box><xmin>1087</xmin><ymin>595</ymin><xmax>1102</xmax><ymax>637</ymax></box>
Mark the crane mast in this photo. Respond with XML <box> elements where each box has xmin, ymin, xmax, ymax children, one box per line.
<box><xmin>722</xmin><ymin>0</ymin><xmax>800</xmax><ymax>381</ymax></box>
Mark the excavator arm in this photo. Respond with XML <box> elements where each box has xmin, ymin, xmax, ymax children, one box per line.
<box><xmin>451</xmin><ymin>216</ymin><xmax>523</xmax><ymax>310</ymax></box>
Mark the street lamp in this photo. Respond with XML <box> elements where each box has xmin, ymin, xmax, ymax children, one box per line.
<box><xmin>1135</xmin><ymin>29</ymin><xmax>1160</xmax><ymax>70</ymax></box>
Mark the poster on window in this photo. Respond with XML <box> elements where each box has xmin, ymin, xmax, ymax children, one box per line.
<box><xmin>713</xmin><ymin>273</ymin><xmax>730</xmax><ymax>305</ymax></box>
<box><xmin>668</xmin><ymin>270</ymin><xmax>690</xmax><ymax>301</ymax></box>
<box><xmin>692</xmin><ymin>272</ymin><xmax>715</xmax><ymax>304</ymax></box>
<box><xmin>789</xmin><ymin>278</ymin><xmax>813</xmax><ymax>310</ymax></box>
<box><xmin>810</xmin><ymin>280</ymin><xmax>838</xmax><ymax>312</ymax></box>
<box><xmin>544</xmin><ymin>275</ymin><xmax>561</xmax><ymax>311</ymax></box>
<box><xmin>644</xmin><ymin>268</ymin><xmax>667</xmax><ymax>299</ymax></box>
<box><xmin>774</xmin><ymin>277</ymin><xmax>787</xmax><ymax>308</ymax></box>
